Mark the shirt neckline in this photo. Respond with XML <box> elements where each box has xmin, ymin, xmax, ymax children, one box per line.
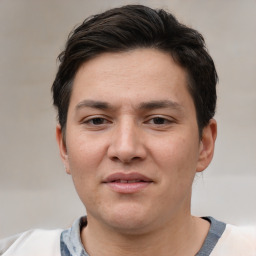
<box><xmin>196</xmin><ymin>216</ymin><xmax>226</xmax><ymax>256</ymax></box>
<box><xmin>60</xmin><ymin>216</ymin><xmax>226</xmax><ymax>256</ymax></box>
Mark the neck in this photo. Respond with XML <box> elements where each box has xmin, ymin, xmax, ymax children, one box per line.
<box><xmin>81</xmin><ymin>214</ymin><xmax>210</xmax><ymax>256</ymax></box>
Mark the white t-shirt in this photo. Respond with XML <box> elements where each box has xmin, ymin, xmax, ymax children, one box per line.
<box><xmin>0</xmin><ymin>217</ymin><xmax>255</xmax><ymax>256</ymax></box>
<box><xmin>211</xmin><ymin>224</ymin><xmax>256</xmax><ymax>256</ymax></box>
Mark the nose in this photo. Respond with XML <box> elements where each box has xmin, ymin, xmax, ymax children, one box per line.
<box><xmin>107</xmin><ymin>117</ymin><xmax>146</xmax><ymax>164</ymax></box>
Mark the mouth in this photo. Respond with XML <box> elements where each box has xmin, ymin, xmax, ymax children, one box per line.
<box><xmin>112</xmin><ymin>179</ymin><xmax>148</xmax><ymax>183</ymax></box>
<box><xmin>103</xmin><ymin>172</ymin><xmax>153</xmax><ymax>193</ymax></box>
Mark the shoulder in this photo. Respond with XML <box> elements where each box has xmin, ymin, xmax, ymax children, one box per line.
<box><xmin>211</xmin><ymin>224</ymin><xmax>256</xmax><ymax>256</ymax></box>
<box><xmin>0</xmin><ymin>229</ymin><xmax>62</xmax><ymax>256</ymax></box>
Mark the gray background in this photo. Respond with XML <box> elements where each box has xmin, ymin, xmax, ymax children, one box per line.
<box><xmin>0</xmin><ymin>0</ymin><xmax>255</xmax><ymax>238</ymax></box>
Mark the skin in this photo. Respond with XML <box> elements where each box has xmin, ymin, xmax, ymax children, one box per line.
<box><xmin>56</xmin><ymin>48</ymin><xmax>217</xmax><ymax>255</ymax></box>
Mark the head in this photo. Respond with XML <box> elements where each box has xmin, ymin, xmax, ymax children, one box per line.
<box><xmin>53</xmin><ymin>5</ymin><xmax>218</xmax><ymax>234</ymax></box>
<box><xmin>52</xmin><ymin>5</ymin><xmax>217</xmax><ymax>141</ymax></box>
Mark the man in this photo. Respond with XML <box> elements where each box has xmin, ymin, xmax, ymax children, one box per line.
<box><xmin>0</xmin><ymin>5</ymin><xmax>255</xmax><ymax>256</ymax></box>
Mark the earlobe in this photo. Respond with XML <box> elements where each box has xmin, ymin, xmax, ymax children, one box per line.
<box><xmin>56</xmin><ymin>125</ymin><xmax>71</xmax><ymax>174</ymax></box>
<box><xmin>196</xmin><ymin>119</ymin><xmax>217</xmax><ymax>173</ymax></box>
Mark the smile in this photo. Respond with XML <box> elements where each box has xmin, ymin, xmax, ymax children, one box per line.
<box><xmin>103</xmin><ymin>173</ymin><xmax>153</xmax><ymax>193</ymax></box>
<box><xmin>114</xmin><ymin>179</ymin><xmax>146</xmax><ymax>183</ymax></box>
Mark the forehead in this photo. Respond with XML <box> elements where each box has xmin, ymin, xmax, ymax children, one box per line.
<box><xmin>69</xmin><ymin>48</ymin><xmax>193</xmax><ymax>110</ymax></box>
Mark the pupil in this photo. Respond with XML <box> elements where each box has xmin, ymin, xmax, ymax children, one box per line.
<box><xmin>93</xmin><ymin>118</ymin><xmax>104</xmax><ymax>125</ymax></box>
<box><xmin>154</xmin><ymin>117</ymin><xmax>164</xmax><ymax>124</ymax></box>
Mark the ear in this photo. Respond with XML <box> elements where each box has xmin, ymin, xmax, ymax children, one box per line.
<box><xmin>196</xmin><ymin>119</ymin><xmax>217</xmax><ymax>173</ymax></box>
<box><xmin>56</xmin><ymin>124</ymin><xmax>71</xmax><ymax>174</ymax></box>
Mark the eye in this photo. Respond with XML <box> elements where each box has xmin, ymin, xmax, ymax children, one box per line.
<box><xmin>88</xmin><ymin>117</ymin><xmax>106</xmax><ymax>125</ymax></box>
<box><xmin>151</xmin><ymin>117</ymin><xmax>168</xmax><ymax>125</ymax></box>
<box><xmin>143</xmin><ymin>115</ymin><xmax>176</xmax><ymax>130</ymax></box>
<box><xmin>82</xmin><ymin>116</ymin><xmax>111</xmax><ymax>126</ymax></box>
<box><xmin>146</xmin><ymin>116</ymin><xmax>173</xmax><ymax>125</ymax></box>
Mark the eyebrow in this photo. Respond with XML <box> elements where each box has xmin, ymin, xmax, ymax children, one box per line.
<box><xmin>139</xmin><ymin>100</ymin><xmax>183</xmax><ymax>111</ymax></box>
<box><xmin>76</xmin><ymin>100</ymin><xmax>113</xmax><ymax>110</ymax></box>
<box><xmin>75</xmin><ymin>99</ymin><xmax>183</xmax><ymax>112</ymax></box>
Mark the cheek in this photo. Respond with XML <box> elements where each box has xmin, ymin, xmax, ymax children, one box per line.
<box><xmin>65</xmin><ymin>138</ymin><xmax>107</xmax><ymax>199</ymax></box>
<box><xmin>152</xmin><ymin>134</ymin><xmax>200</xmax><ymax>175</ymax></box>
<box><xmin>67</xmin><ymin>134</ymin><xmax>105</xmax><ymax>169</ymax></box>
<box><xmin>66</xmin><ymin>137</ymin><xmax>104</xmax><ymax>205</ymax></box>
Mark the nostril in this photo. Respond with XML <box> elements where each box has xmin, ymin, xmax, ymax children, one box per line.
<box><xmin>111</xmin><ymin>156</ymin><xmax>120</xmax><ymax>162</ymax></box>
<box><xmin>131</xmin><ymin>156</ymin><xmax>141</xmax><ymax>161</ymax></box>
<box><xmin>110</xmin><ymin>155</ymin><xmax>142</xmax><ymax>164</ymax></box>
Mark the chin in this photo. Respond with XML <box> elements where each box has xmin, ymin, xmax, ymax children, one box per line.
<box><xmin>99</xmin><ymin>203</ymin><xmax>156</xmax><ymax>234</ymax></box>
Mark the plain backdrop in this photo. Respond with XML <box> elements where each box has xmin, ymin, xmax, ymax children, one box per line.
<box><xmin>0</xmin><ymin>0</ymin><xmax>255</xmax><ymax>238</ymax></box>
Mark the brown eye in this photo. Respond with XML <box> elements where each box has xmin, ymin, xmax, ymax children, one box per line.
<box><xmin>82</xmin><ymin>117</ymin><xmax>110</xmax><ymax>126</ymax></box>
<box><xmin>152</xmin><ymin>117</ymin><xmax>166</xmax><ymax>124</ymax></box>
<box><xmin>145</xmin><ymin>116</ymin><xmax>174</xmax><ymax>127</ymax></box>
<box><xmin>90</xmin><ymin>118</ymin><xmax>106</xmax><ymax>125</ymax></box>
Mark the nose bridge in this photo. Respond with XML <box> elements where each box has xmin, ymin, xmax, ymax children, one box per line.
<box><xmin>119</xmin><ymin>116</ymin><xmax>137</xmax><ymax>147</ymax></box>
<box><xmin>108</xmin><ymin>115</ymin><xmax>145</xmax><ymax>162</ymax></box>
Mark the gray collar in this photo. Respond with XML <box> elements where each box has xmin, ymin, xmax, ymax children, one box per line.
<box><xmin>60</xmin><ymin>216</ymin><xmax>226</xmax><ymax>256</ymax></box>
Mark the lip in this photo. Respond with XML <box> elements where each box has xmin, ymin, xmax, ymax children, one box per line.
<box><xmin>103</xmin><ymin>172</ymin><xmax>152</xmax><ymax>183</ymax></box>
<box><xmin>103</xmin><ymin>172</ymin><xmax>153</xmax><ymax>194</ymax></box>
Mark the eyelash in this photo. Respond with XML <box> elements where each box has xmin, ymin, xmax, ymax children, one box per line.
<box><xmin>82</xmin><ymin>117</ymin><xmax>111</xmax><ymax>126</ymax></box>
<box><xmin>145</xmin><ymin>116</ymin><xmax>173</xmax><ymax>125</ymax></box>
<box><xmin>82</xmin><ymin>115</ymin><xmax>174</xmax><ymax>128</ymax></box>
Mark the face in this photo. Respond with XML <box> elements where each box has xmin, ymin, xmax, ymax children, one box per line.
<box><xmin>57</xmin><ymin>48</ymin><xmax>216</xmax><ymax>234</ymax></box>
